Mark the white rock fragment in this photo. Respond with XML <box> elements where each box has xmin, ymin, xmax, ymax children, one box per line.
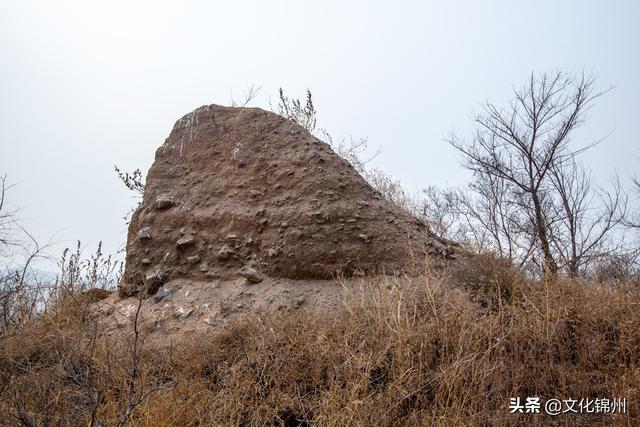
<box><xmin>153</xmin><ymin>195</ymin><xmax>176</xmax><ymax>210</ymax></box>
<box><xmin>239</xmin><ymin>267</ymin><xmax>264</xmax><ymax>283</ymax></box>
<box><xmin>137</xmin><ymin>227</ymin><xmax>152</xmax><ymax>241</ymax></box>
<box><xmin>176</xmin><ymin>236</ymin><xmax>196</xmax><ymax>248</ymax></box>
<box><xmin>175</xmin><ymin>306</ymin><xmax>193</xmax><ymax>319</ymax></box>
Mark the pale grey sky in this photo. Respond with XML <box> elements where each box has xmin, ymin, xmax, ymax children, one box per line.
<box><xmin>1</xmin><ymin>1</ymin><xmax>639</xmax><ymax>260</ymax></box>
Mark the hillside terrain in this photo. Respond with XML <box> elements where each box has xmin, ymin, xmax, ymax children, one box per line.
<box><xmin>1</xmin><ymin>106</ymin><xmax>638</xmax><ymax>426</ymax></box>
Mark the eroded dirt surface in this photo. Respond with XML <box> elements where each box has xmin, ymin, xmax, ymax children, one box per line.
<box><xmin>97</xmin><ymin>277</ymin><xmax>363</xmax><ymax>343</ymax></box>
<box><xmin>120</xmin><ymin>105</ymin><xmax>454</xmax><ymax>297</ymax></box>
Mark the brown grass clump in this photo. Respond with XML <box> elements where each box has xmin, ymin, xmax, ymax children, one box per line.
<box><xmin>1</xmin><ymin>255</ymin><xmax>639</xmax><ymax>426</ymax></box>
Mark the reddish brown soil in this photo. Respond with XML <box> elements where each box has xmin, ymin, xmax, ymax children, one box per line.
<box><xmin>119</xmin><ymin>105</ymin><xmax>452</xmax><ymax>297</ymax></box>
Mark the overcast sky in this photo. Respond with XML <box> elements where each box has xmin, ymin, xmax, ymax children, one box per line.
<box><xmin>1</xmin><ymin>1</ymin><xmax>639</xmax><ymax>262</ymax></box>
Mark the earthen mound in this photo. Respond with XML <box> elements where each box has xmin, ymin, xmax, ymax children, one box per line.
<box><xmin>119</xmin><ymin>105</ymin><xmax>451</xmax><ymax>296</ymax></box>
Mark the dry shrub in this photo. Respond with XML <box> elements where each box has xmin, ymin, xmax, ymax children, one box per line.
<box><xmin>1</xmin><ymin>256</ymin><xmax>639</xmax><ymax>426</ymax></box>
<box><xmin>451</xmin><ymin>253</ymin><xmax>529</xmax><ymax>310</ymax></box>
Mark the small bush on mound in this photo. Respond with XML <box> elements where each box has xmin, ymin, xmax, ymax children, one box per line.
<box><xmin>1</xmin><ymin>259</ymin><xmax>639</xmax><ymax>426</ymax></box>
<box><xmin>451</xmin><ymin>253</ymin><xmax>530</xmax><ymax>310</ymax></box>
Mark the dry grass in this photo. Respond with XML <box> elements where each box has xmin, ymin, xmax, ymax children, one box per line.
<box><xmin>1</xmin><ymin>255</ymin><xmax>639</xmax><ymax>426</ymax></box>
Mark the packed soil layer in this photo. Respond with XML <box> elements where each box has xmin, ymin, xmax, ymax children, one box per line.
<box><xmin>120</xmin><ymin>105</ymin><xmax>452</xmax><ymax>297</ymax></box>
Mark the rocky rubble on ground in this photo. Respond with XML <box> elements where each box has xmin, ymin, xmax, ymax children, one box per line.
<box><xmin>118</xmin><ymin>104</ymin><xmax>455</xmax><ymax>298</ymax></box>
<box><xmin>97</xmin><ymin>276</ymin><xmax>351</xmax><ymax>340</ymax></box>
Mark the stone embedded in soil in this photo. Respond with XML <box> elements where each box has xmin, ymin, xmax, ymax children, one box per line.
<box><xmin>174</xmin><ymin>307</ymin><xmax>193</xmax><ymax>319</ymax></box>
<box><xmin>267</xmin><ymin>247</ymin><xmax>280</xmax><ymax>257</ymax></box>
<box><xmin>217</xmin><ymin>246</ymin><xmax>234</xmax><ymax>260</ymax></box>
<box><xmin>187</xmin><ymin>255</ymin><xmax>201</xmax><ymax>263</ymax></box>
<box><xmin>176</xmin><ymin>236</ymin><xmax>196</xmax><ymax>248</ymax></box>
<box><xmin>138</xmin><ymin>227</ymin><xmax>152</xmax><ymax>241</ymax></box>
<box><xmin>145</xmin><ymin>271</ymin><xmax>166</xmax><ymax>287</ymax></box>
<box><xmin>153</xmin><ymin>288</ymin><xmax>172</xmax><ymax>303</ymax></box>
<box><xmin>240</xmin><ymin>267</ymin><xmax>264</xmax><ymax>284</ymax></box>
<box><xmin>153</xmin><ymin>195</ymin><xmax>176</xmax><ymax>210</ymax></box>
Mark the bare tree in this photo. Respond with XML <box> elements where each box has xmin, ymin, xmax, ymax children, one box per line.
<box><xmin>0</xmin><ymin>174</ymin><xmax>55</xmax><ymax>332</ymax></box>
<box><xmin>468</xmin><ymin>172</ymin><xmax>538</xmax><ymax>270</ymax></box>
<box><xmin>547</xmin><ymin>159</ymin><xmax>626</xmax><ymax>276</ymax></box>
<box><xmin>420</xmin><ymin>186</ymin><xmax>460</xmax><ymax>239</ymax></box>
<box><xmin>421</xmin><ymin>179</ymin><xmax>537</xmax><ymax>272</ymax></box>
<box><xmin>449</xmin><ymin>71</ymin><xmax>614</xmax><ymax>277</ymax></box>
<box><xmin>0</xmin><ymin>174</ymin><xmax>18</xmax><ymax>253</ymax></box>
<box><xmin>624</xmin><ymin>175</ymin><xmax>640</xmax><ymax>230</ymax></box>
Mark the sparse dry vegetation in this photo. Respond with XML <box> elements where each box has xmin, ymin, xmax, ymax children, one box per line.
<box><xmin>2</xmin><ymin>74</ymin><xmax>639</xmax><ymax>426</ymax></box>
<box><xmin>1</xmin><ymin>255</ymin><xmax>639</xmax><ymax>425</ymax></box>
